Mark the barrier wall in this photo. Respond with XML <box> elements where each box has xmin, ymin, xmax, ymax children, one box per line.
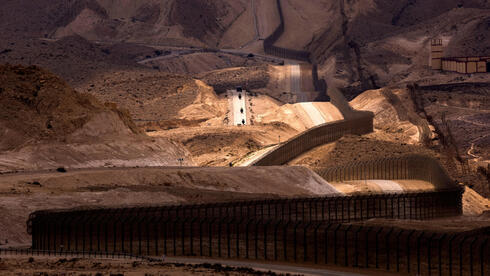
<box><xmin>251</xmin><ymin>111</ymin><xmax>374</xmax><ymax>165</ymax></box>
<box><xmin>28</xmin><ymin>214</ymin><xmax>487</xmax><ymax>275</ymax></box>
<box><xmin>263</xmin><ymin>0</ymin><xmax>327</xmax><ymax>95</ymax></box>
<box><xmin>27</xmin><ymin>153</ymin><xmax>468</xmax><ymax>274</ymax></box>
<box><xmin>314</xmin><ymin>155</ymin><xmax>454</xmax><ymax>189</ymax></box>
<box><xmin>27</xmin><ymin>189</ymin><xmax>462</xmax><ymax>236</ymax></box>
<box><xmin>262</xmin><ymin>0</ymin><xmax>310</xmax><ymax>62</ymax></box>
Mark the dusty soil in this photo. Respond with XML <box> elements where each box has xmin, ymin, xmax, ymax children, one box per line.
<box><xmin>0</xmin><ymin>166</ymin><xmax>334</xmax><ymax>245</ymax></box>
<box><xmin>0</xmin><ymin>257</ymin><xmax>279</xmax><ymax>276</ymax></box>
<box><xmin>149</xmin><ymin>123</ymin><xmax>297</xmax><ymax>166</ymax></box>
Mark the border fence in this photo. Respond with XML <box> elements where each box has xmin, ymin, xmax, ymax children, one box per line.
<box><xmin>25</xmin><ymin>154</ymin><xmax>479</xmax><ymax>275</ymax></box>
<box><xmin>263</xmin><ymin>0</ymin><xmax>326</xmax><ymax>95</ymax></box>
<box><xmin>25</xmin><ymin>216</ymin><xmax>487</xmax><ymax>275</ymax></box>
<box><xmin>315</xmin><ymin>155</ymin><xmax>454</xmax><ymax>188</ymax></box>
<box><xmin>251</xmin><ymin>111</ymin><xmax>374</xmax><ymax>165</ymax></box>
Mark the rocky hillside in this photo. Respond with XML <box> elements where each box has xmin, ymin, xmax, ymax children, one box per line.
<box><xmin>0</xmin><ymin>0</ymin><xmax>248</xmax><ymax>47</ymax></box>
<box><xmin>305</xmin><ymin>0</ymin><xmax>490</xmax><ymax>96</ymax></box>
<box><xmin>0</xmin><ymin>65</ymin><xmax>192</xmax><ymax>171</ymax></box>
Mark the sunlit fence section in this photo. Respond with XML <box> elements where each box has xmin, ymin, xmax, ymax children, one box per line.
<box><xmin>251</xmin><ymin>111</ymin><xmax>374</xmax><ymax>165</ymax></box>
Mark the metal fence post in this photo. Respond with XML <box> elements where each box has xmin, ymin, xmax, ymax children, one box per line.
<box><xmin>314</xmin><ymin>222</ymin><xmax>322</xmax><ymax>264</ymax></box>
<box><xmin>386</xmin><ymin>227</ymin><xmax>394</xmax><ymax>271</ymax></box>
<box><xmin>365</xmin><ymin>227</ymin><xmax>373</xmax><ymax>268</ymax></box>
<box><xmin>417</xmin><ymin>231</ymin><xmax>426</xmax><ymax>275</ymax></box>
<box><xmin>438</xmin><ymin>234</ymin><xmax>447</xmax><ymax>276</ymax></box>
<box><xmin>460</xmin><ymin>236</ymin><xmax>470</xmax><ymax>276</ymax></box>
<box><xmin>274</xmin><ymin>220</ymin><xmax>282</xmax><ymax>261</ymax></box>
<box><xmin>354</xmin><ymin>226</ymin><xmax>363</xmax><ymax>267</ymax></box>
<box><xmin>375</xmin><ymin>227</ymin><xmax>382</xmax><ymax>268</ymax></box>
<box><xmin>284</xmin><ymin>221</ymin><xmax>291</xmax><ymax>261</ymax></box>
<box><xmin>396</xmin><ymin>229</ymin><xmax>404</xmax><ymax>272</ymax></box>
<box><xmin>481</xmin><ymin>238</ymin><xmax>488</xmax><ymax>276</ymax></box>
<box><xmin>470</xmin><ymin>237</ymin><xmax>478</xmax><ymax>276</ymax></box>
<box><xmin>407</xmin><ymin>230</ymin><xmax>416</xmax><ymax>273</ymax></box>
<box><xmin>325</xmin><ymin>223</ymin><xmax>334</xmax><ymax>264</ymax></box>
<box><xmin>428</xmin><ymin>233</ymin><xmax>437</xmax><ymax>275</ymax></box>
<box><xmin>449</xmin><ymin>234</ymin><xmax>459</xmax><ymax>276</ymax></box>
<box><xmin>293</xmin><ymin>221</ymin><xmax>302</xmax><ymax>262</ymax></box>
<box><xmin>264</xmin><ymin>220</ymin><xmax>271</xmax><ymax>260</ymax></box>
<box><xmin>344</xmin><ymin>225</ymin><xmax>352</xmax><ymax>266</ymax></box>
<box><xmin>333</xmin><ymin>224</ymin><xmax>342</xmax><ymax>265</ymax></box>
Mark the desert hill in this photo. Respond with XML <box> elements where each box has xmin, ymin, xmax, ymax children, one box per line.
<box><xmin>0</xmin><ymin>0</ymin><xmax>249</xmax><ymax>48</ymax></box>
<box><xmin>0</xmin><ymin>64</ymin><xmax>192</xmax><ymax>172</ymax></box>
<box><xmin>306</xmin><ymin>1</ymin><xmax>490</xmax><ymax>95</ymax></box>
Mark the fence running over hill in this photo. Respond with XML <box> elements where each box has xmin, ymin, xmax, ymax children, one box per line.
<box><xmin>314</xmin><ymin>155</ymin><xmax>454</xmax><ymax>188</ymax></box>
<box><xmin>263</xmin><ymin>0</ymin><xmax>327</xmax><ymax>95</ymax></box>
<box><xmin>251</xmin><ymin>111</ymin><xmax>374</xmax><ymax>165</ymax></box>
<box><xmin>263</xmin><ymin>0</ymin><xmax>310</xmax><ymax>62</ymax></box>
<box><xmin>26</xmin><ymin>154</ymin><xmax>473</xmax><ymax>275</ymax></box>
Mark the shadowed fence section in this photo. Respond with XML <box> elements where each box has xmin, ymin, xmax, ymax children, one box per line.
<box><xmin>263</xmin><ymin>0</ymin><xmax>327</xmax><ymax>96</ymax></box>
<box><xmin>263</xmin><ymin>0</ymin><xmax>310</xmax><ymax>62</ymax></box>
<box><xmin>27</xmin><ymin>189</ymin><xmax>462</xmax><ymax>238</ymax></box>
<box><xmin>251</xmin><ymin>111</ymin><xmax>374</xmax><ymax>165</ymax></box>
<box><xmin>27</xmin><ymin>216</ymin><xmax>488</xmax><ymax>275</ymax></box>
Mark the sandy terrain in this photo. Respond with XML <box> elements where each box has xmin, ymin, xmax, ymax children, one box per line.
<box><xmin>0</xmin><ymin>4</ymin><xmax>488</xmax><ymax>274</ymax></box>
<box><xmin>0</xmin><ymin>166</ymin><xmax>337</xmax><ymax>245</ymax></box>
<box><xmin>0</xmin><ymin>257</ymin><xmax>275</xmax><ymax>276</ymax></box>
<box><xmin>149</xmin><ymin>124</ymin><xmax>297</xmax><ymax>166</ymax></box>
<box><xmin>256</xmin><ymin>102</ymin><xmax>343</xmax><ymax>131</ymax></box>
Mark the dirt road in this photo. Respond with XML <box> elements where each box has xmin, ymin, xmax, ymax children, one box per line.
<box><xmin>166</xmin><ymin>257</ymin><xmax>362</xmax><ymax>276</ymax></box>
<box><xmin>290</xmin><ymin>63</ymin><xmax>308</xmax><ymax>102</ymax></box>
<box><xmin>228</xmin><ymin>89</ymin><xmax>248</xmax><ymax>125</ymax></box>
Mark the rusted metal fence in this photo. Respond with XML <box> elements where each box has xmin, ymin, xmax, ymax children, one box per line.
<box><xmin>251</xmin><ymin>111</ymin><xmax>374</xmax><ymax>165</ymax></box>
